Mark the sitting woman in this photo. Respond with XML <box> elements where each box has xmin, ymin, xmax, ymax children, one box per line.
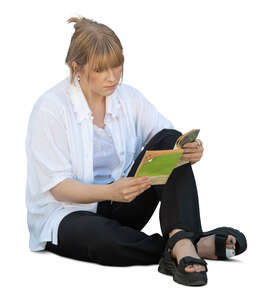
<box><xmin>25</xmin><ymin>16</ymin><xmax>247</xmax><ymax>287</ymax></box>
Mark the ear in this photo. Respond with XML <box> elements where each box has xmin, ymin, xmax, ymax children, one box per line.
<box><xmin>72</xmin><ymin>61</ymin><xmax>78</xmax><ymax>73</ymax></box>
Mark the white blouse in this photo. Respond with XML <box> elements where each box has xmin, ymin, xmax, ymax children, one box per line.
<box><xmin>25</xmin><ymin>74</ymin><xmax>174</xmax><ymax>251</ymax></box>
<box><xmin>93</xmin><ymin>124</ymin><xmax>120</xmax><ymax>185</ymax></box>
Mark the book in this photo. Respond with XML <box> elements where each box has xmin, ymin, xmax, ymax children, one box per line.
<box><xmin>134</xmin><ymin>129</ymin><xmax>200</xmax><ymax>185</ymax></box>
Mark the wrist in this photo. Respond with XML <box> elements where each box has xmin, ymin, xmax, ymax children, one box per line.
<box><xmin>105</xmin><ymin>182</ymin><xmax>114</xmax><ymax>201</ymax></box>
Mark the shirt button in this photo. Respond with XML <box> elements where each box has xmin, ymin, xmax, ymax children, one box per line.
<box><xmin>120</xmin><ymin>151</ymin><xmax>124</xmax><ymax>156</ymax></box>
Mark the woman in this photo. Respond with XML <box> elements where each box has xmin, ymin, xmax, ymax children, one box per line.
<box><xmin>25</xmin><ymin>16</ymin><xmax>247</xmax><ymax>287</ymax></box>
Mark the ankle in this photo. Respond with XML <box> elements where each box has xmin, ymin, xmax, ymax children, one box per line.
<box><xmin>169</xmin><ymin>228</ymin><xmax>184</xmax><ymax>239</ymax></box>
<box><xmin>168</xmin><ymin>229</ymin><xmax>189</xmax><ymax>256</ymax></box>
<box><xmin>171</xmin><ymin>238</ymin><xmax>193</xmax><ymax>260</ymax></box>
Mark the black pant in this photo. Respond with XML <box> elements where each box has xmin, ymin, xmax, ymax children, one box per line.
<box><xmin>45</xmin><ymin>129</ymin><xmax>203</xmax><ymax>266</ymax></box>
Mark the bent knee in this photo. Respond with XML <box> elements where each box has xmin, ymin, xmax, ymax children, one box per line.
<box><xmin>159</xmin><ymin>128</ymin><xmax>182</xmax><ymax>137</ymax></box>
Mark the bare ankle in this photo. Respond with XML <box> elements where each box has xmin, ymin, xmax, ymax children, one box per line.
<box><xmin>168</xmin><ymin>228</ymin><xmax>188</xmax><ymax>258</ymax></box>
<box><xmin>169</xmin><ymin>228</ymin><xmax>184</xmax><ymax>238</ymax></box>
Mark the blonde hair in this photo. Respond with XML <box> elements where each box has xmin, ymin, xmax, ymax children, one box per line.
<box><xmin>65</xmin><ymin>15</ymin><xmax>124</xmax><ymax>85</ymax></box>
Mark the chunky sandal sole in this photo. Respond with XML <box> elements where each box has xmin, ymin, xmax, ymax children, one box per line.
<box><xmin>173</xmin><ymin>268</ymin><xmax>207</xmax><ymax>286</ymax></box>
<box><xmin>158</xmin><ymin>253</ymin><xmax>208</xmax><ymax>286</ymax></box>
<box><xmin>158</xmin><ymin>254</ymin><xmax>176</xmax><ymax>276</ymax></box>
<box><xmin>158</xmin><ymin>232</ymin><xmax>202</xmax><ymax>276</ymax></box>
<box><xmin>158</xmin><ymin>231</ymin><xmax>208</xmax><ymax>286</ymax></box>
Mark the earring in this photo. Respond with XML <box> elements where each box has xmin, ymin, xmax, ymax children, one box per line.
<box><xmin>77</xmin><ymin>75</ymin><xmax>80</xmax><ymax>81</ymax></box>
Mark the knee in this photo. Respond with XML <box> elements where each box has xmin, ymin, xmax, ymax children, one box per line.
<box><xmin>159</xmin><ymin>128</ymin><xmax>182</xmax><ymax>137</ymax></box>
<box><xmin>149</xmin><ymin>128</ymin><xmax>182</xmax><ymax>151</ymax></box>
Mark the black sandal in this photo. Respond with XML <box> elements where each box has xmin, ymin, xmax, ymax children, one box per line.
<box><xmin>158</xmin><ymin>231</ymin><xmax>208</xmax><ymax>286</ymax></box>
<box><xmin>197</xmin><ymin>226</ymin><xmax>247</xmax><ymax>260</ymax></box>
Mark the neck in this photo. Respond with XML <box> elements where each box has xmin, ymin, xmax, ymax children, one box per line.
<box><xmin>80</xmin><ymin>85</ymin><xmax>106</xmax><ymax>108</ymax></box>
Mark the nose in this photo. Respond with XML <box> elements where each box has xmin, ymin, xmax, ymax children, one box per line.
<box><xmin>107</xmin><ymin>68</ymin><xmax>116</xmax><ymax>81</ymax></box>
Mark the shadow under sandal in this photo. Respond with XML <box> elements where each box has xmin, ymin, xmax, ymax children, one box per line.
<box><xmin>158</xmin><ymin>231</ymin><xmax>208</xmax><ymax>286</ymax></box>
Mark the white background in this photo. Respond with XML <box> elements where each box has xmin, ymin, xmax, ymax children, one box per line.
<box><xmin>1</xmin><ymin>0</ymin><xmax>268</xmax><ymax>298</ymax></box>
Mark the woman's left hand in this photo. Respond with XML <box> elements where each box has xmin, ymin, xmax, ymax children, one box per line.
<box><xmin>180</xmin><ymin>139</ymin><xmax>204</xmax><ymax>165</ymax></box>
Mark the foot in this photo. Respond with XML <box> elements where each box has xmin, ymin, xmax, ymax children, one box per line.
<box><xmin>197</xmin><ymin>234</ymin><xmax>237</xmax><ymax>259</ymax></box>
<box><xmin>170</xmin><ymin>237</ymin><xmax>206</xmax><ymax>273</ymax></box>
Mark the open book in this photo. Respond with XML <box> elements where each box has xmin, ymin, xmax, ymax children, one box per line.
<box><xmin>134</xmin><ymin>129</ymin><xmax>200</xmax><ymax>185</ymax></box>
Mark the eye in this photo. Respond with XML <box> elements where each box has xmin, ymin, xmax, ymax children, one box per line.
<box><xmin>93</xmin><ymin>67</ymin><xmax>101</xmax><ymax>73</ymax></box>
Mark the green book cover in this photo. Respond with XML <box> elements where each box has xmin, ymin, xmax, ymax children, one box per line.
<box><xmin>135</xmin><ymin>151</ymin><xmax>183</xmax><ymax>177</ymax></box>
<box><xmin>134</xmin><ymin>129</ymin><xmax>200</xmax><ymax>184</ymax></box>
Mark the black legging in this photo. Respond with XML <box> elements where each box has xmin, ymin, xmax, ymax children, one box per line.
<box><xmin>45</xmin><ymin>128</ymin><xmax>203</xmax><ymax>266</ymax></box>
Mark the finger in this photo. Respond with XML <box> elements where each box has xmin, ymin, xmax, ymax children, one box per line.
<box><xmin>125</xmin><ymin>188</ymin><xmax>145</xmax><ymax>202</ymax></box>
<box><xmin>134</xmin><ymin>176</ymin><xmax>151</xmax><ymax>182</ymax></box>
<box><xmin>195</xmin><ymin>139</ymin><xmax>201</xmax><ymax>146</ymax></box>
<box><xmin>131</xmin><ymin>179</ymin><xmax>152</xmax><ymax>188</ymax></box>
<box><xmin>183</xmin><ymin>142</ymin><xmax>197</xmax><ymax>148</ymax></box>
<box><xmin>184</xmin><ymin>140</ymin><xmax>203</xmax><ymax>150</ymax></box>
<box><xmin>183</xmin><ymin>143</ymin><xmax>190</xmax><ymax>148</ymax></box>
<box><xmin>182</xmin><ymin>148</ymin><xmax>197</xmax><ymax>154</ymax></box>
<box><xmin>123</xmin><ymin>193</ymin><xmax>137</xmax><ymax>202</ymax></box>
<box><xmin>128</xmin><ymin>176</ymin><xmax>149</xmax><ymax>180</ymax></box>
<box><xmin>126</xmin><ymin>179</ymin><xmax>152</xmax><ymax>191</ymax></box>
<box><xmin>124</xmin><ymin>183</ymin><xmax>151</xmax><ymax>194</ymax></box>
<box><xmin>181</xmin><ymin>153</ymin><xmax>201</xmax><ymax>160</ymax></box>
<box><xmin>128</xmin><ymin>176</ymin><xmax>149</xmax><ymax>181</ymax></box>
<box><xmin>183</xmin><ymin>146</ymin><xmax>203</xmax><ymax>154</ymax></box>
<box><xmin>197</xmin><ymin>139</ymin><xmax>203</xmax><ymax>146</ymax></box>
<box><xmin>128</xmin><ymin>177</ymin><xmax>152</xmax><ymax>186</ymax></box>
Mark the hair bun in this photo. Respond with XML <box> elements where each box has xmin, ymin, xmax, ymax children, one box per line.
<box><xmin>67</xmin><ymin>16</ymin><xmax>95</xmax><ymax>29</ymax></box>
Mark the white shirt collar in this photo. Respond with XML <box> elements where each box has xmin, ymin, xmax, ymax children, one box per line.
<box><xmin>65</xmin><ymin>74</ymin><xmax>121</xmax><ymax>124</ymax></box>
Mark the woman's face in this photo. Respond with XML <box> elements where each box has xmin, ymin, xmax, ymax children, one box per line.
<box><xmin>73</xmin><ymin>62</ymin><xmax>123</xmax><ymax>98</ymax></box>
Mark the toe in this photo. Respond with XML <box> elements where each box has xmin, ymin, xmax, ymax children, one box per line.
<box><xmin>185</xmin><ymin>265</ymin><xmax>194</xmax><ymax>272</ymax></box>
<box><xmin>193</xmin><ymin>265</ymin><xmax>200</xmax><ymax>272</ymax></box>
<box><xmin>200</xmin><ymin>265</ymin><xmax>205</xmax><ymax>272</ymax></box>
<box><xmin>194</xmin><ymin>264</ymin><xmax>205</xmax><ymax>272</ymax></box>
<box><xmin>226</xmin><ymin>235</ymin><xmax>236</xmax><ymax>250</ymax></box>
<box><xmin>226</xmin><ymin>243</ymin><xmax>234</xmax><ymax>249</ymax></box>
<box><xmin>183</xmin><ymin>261</ymin><xmax>206</xmax><ymax>273</ymax></box>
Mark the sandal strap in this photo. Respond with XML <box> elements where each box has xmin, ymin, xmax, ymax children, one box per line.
<box><xmin>179</xmin><ymin>256</ymin><xmax>208</xmax><ymax>273</ymax></box>
<box><xmin>192</xmin><ymin>232</ymin><xmax>202</xmax><ymax>245</ymax></box>
<box><xmin>215</xmin><ymin>233</ymin><xmax>228</xmax><ymax>259</ymax></box>
<box><xmin>167</xmin><ymin>231</ymin><xmax>195</xmax><ymax>250</ymax></box>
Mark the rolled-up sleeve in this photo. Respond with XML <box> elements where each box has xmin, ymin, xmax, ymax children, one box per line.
<box><xmin>133</xmin><ymin>88</ymin><xmax>175</xmax><ymax>147</ymax></box>
<box><xmin>25</xmin><ymin>107</ymin><xmax>74</xmax><ymax>196</ymax></box>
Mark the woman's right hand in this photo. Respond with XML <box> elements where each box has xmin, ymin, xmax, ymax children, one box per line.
<box><xmin>109</xmin><ymin>176</ymin><xmax>152</xmax><ymax>203</ymax></box>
